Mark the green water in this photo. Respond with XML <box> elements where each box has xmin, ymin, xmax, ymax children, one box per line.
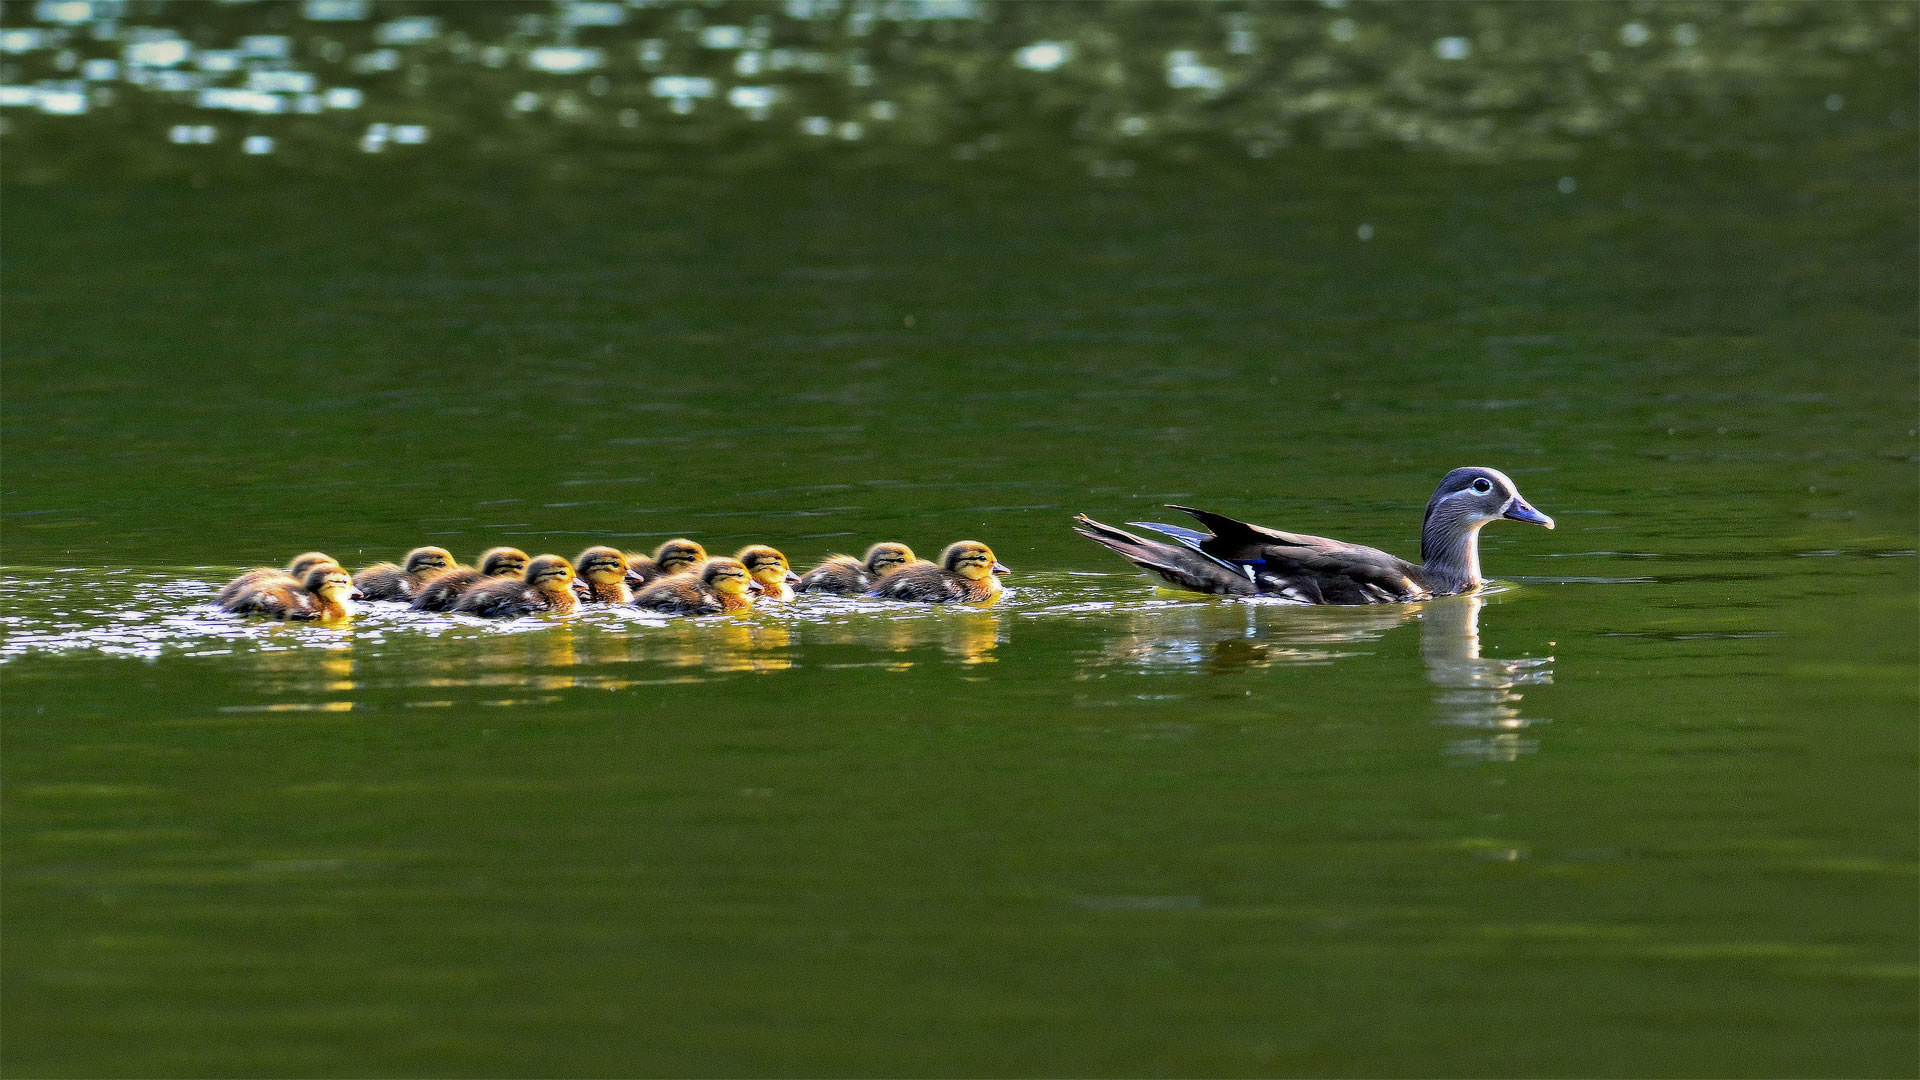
<box><xmin>4</xmin><ymin>133</ymin><xmax>1916</xmax><ymax>1074</ymax></box>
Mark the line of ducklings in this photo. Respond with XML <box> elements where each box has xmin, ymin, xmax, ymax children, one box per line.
<box><xmin>215</xmin><ymin>539</ymin><xmax>1011</xmax><ymax>622</ymax></box>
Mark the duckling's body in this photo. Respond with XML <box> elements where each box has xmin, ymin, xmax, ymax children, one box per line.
<box><xmin>797</xmin><ymin>542</ymin><xmax>919</xmax><ymax>595</ymax></box>
<box><xmin>410</xmin><ymin>547</ymin><xmax>531</xmax><ymax>612</ymax></box>
<box><xmin>222</xmin><ymin>563</ymin><xmax>357</xmax><ymax>621</ymax></box>
<box><xmin>215</xmin><ymin>551</ymin><xmax>338</xmax><ymax>608</ymax></box>
<box><xmin>623</xmin><ymin>539</ymin><xmax>708</xmax><ymax>588</ymax></box>
<box><xmin>354</xmin><ymin>546</ymin><xmax>457</xmax><ymax>601</ymax></box>
<box><xmin>867</xmin><ymin>541</ymin><xmax>1009</xmax><ymax>603</ymax></box>
<box><xmin>574</xmin><ymin>546</ymin><xmax>634</xmax><ymax>605</ymax></box>
<box><xmin>632</xmin><ymin>557</ymin><xmax>756</xmax><ymax>615</ymax></box>
<box><xmin>737</xmin><ymin>545</ymin><xmax>802</xmax><ymax>603</ymax></box>
<box><xmin>1072</xmin><ymin>467</ymin><xmax>1554</xmax><ymax>604</ymax></box>
<box><xmin>452</xmin><ymin>554</ymin><xmax>580</xmax><ymax>618</ymax></box>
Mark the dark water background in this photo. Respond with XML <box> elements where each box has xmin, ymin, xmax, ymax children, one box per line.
<box><xmin>3</xmin><ymin>3</ymin><xmax>1917</xmax><ymax>1077</ymax></box>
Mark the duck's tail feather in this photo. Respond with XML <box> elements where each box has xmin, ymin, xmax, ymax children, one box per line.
<box><xmin>1127</xmin><ymin>520</ymin><xmax>1213</xmax><ymax>547</ymax></box>
<box><xmin>1073</xmin><ymin>515</ymin><xmax>1257</xmax><ymax>596</ymax></box>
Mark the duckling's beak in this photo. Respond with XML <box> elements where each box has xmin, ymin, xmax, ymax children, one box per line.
<box><xmin>783</xmin><ymin>569</ymin><xmax>802</xmax><ymax>585</ymax></box>
<box><xmin>571</xmin><ymin>580</ymin><xmax>591</xmax><ymax>599</ymax></box>
<box><xmin>1502</xmin><ymin>496</ymin><xmax>1554</xmax><ymax>529</ymax></box>
<box><xmin>991</xmin><ymin>561</ymin><xmax>1011</xmax><ymax>575</ymax></box>
<box><xmin>624</xmin><ymin>568</ymin><xmax>646</xmax><ymax>587</ymax></box>
<box><xmin>747</xmin><ymin>580</ymin><xmax>766</xmax><ymax>595</ymax></box>
<box><xmin>350</xmin><ymin>588</ymin><xmax>366</xmax><ymax>601</ymax></box>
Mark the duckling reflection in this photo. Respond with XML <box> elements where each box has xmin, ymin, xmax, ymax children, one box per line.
<box><xmin>800</xmin><ymin>610</ymin><xmax>1003</xmax><ymax>667</ymax></box>
<box><xmin>1091</xmin><ymin>601</ymin><xmax>1416</xmax><ymax>674</ymax></box>
<box><xmin>634</xmin><ymin>620</ymin><xmax>793</xmax><ymax>674</ymax></box>
<box><xmin>1421</xmin><ymin>592</ymin><xmax>1553</xmax><ymax>762</ymax></box>
<box><xmin>234</xmin><ymin>630</ymin><xmax>357</xmax><ymax>711</ymax></box>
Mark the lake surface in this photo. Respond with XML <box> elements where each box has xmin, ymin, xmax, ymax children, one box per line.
<box><xmin>4</xmin><ymin>78</ymin><xmax>1916</xmax><ymax>1078</ymax></box>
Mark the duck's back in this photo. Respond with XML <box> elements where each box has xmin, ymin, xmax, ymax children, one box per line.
<box><xmin>797</xmin><ymin>556</ymin><xmax>867</xmax><ymax>594</ymax></box>
<box><xmin>867</xmin><ymin>564</ymin><xmax>968</xmax><ymax>602</ymax></box>
<box><xmin>411</xmin><ymin>569</ymin><xmax>484</xmax><ymax>612</ymax></box>
<box><xmin>452</xmin><ymin>577</ymin><xmax>540</xmax><ymax>617</ymax></box>
<box><xmin>632</xmin><ymin>577</ymin><xmax>722</xmax><ymax>615</ymax></box>
<box><xmin>217</xmin><ymin>568</ymin><xmax>295</xmax><ymax>607</ymax></box>
<box><xmin>354</xmin><ymin>562</ymin><xmax>412</xmax><ymax>601</ymax></box>
<box><xmin>222</xmin><ymin>580</ymin><xmax>317</xmax><ymax>620</ymax></box>
<box><xmin>1170</xmin><ymin>506</ymin><xmax>1429</xmax><ymax>603</ymax></box>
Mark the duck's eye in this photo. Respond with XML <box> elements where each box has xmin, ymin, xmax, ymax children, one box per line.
<box><xmin>1471</xmin><ymin>478</ymin><xmax>1493</xmax><ymax>495</ymax></box>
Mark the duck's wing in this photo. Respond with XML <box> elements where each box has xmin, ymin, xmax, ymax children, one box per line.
<box><xmin>1166</xmin><ymin>505</ymin><xmax>1429</xmax><ymax>604</ymax></box>
<box><xmin>1072</xmin><ymin>515</ymin><xmax>1258</xmax><ymax>596</ymax></box>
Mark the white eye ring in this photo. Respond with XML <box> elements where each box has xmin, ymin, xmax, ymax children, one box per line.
<box><xmin>1471</xmin><ymin>477</ymin><xmax>1493</xmax><ymax>495</ymax></box>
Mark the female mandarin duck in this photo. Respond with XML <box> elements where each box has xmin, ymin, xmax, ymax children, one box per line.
<box><xmin>632</xmin><ymin>557</ymin><xmax>757</xmax><ymax>615</ymax></box>
<box><xmin>410</xmin><ymin>547</ymin><xmax>531</xmax><ymax>612</ymax></box>
<box><xmin>573</xmin><ymin>546</ymin><xmax>634</xmax><ymax>605</ymax></box>
<box><xmin>354</xmin><ymin>546</ymin><xmax>457</xmax><ymax>601</ymax></box>
<box><xmin>1073</xmin><ymin>466</ymin><xmax>1553</xmax><ymax>604</ymax></box>
<box><xmin>220</xmin><ymin>562</ymin><xmax>358</xmax><ymax>621</ymax></box>
<box><xmin>623</xmin><ymin>539</ymin><xmax>707</xmax><ymax>588</ymax></box>
<box><xmin>796</xmin><ymin>542</ymin><xmax>918</xmax><ymax>595</ymax></box>
<box><xmin>737</xmin><ymin>545</ymin><xmax>802</xmax><ymax>602</ymax></box>
<box><xmin>216</xmin><ymin>551</ymin><xmax>341</xmax><ymax>608</ymax></box>
<box><xmin>451</xmin><ymin>554</ymin><xmax>579</xmax><ymax>617</ymax></box>
<box><xmin>866</xmin><ymin>541</ymin><xmax>1009</xmax><ymax>603</ymax></box>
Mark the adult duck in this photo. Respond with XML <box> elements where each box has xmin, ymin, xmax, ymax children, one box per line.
<box><xmin>1073</xmin><ymin>466</ymin><xmax>1552</xmax><ymax>604</ymax></box>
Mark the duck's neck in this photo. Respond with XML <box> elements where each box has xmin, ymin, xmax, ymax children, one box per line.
<box><xmin>313</xmin><ymin>594</ymin><xmax>355</xmax><ymax>620</ymax></box>
<box><xmin>1420</xmin><ymin>511</ymin><xmax>1486</xmax><ymax>593</ymax></box>
<box><xmin>541</xmin><ymin>588</ymin><xmax>580</xmax><ymax>614</ymax></box>
<box><xmin>587</xmin><ymin>580</ymin><xmax>632</xmax><ymax>604</ymax></box>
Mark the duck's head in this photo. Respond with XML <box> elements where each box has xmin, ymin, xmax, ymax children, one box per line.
<box><xmin>863</xmin><ymin>542</ymin><xmax>917</xmax><ymax>578</ymax></box>
<box><xmin>941</xmin><ymin>541</ymin><xmax>1011</xmax><ymax>581</ymax></box>
<box><xmin>737</xmin><ymin>545</ymin><xmax>801</xmax><ymax>590</ymax></box>
<box><xmin>478</xmin><ymin>546</ymin><xmax>530</xmax><ymax>578</ymax></box>
<box><xmin>701</xmin><ymin>557</ymin><xmax>755</xmax><ymax>599</ymax></box>
<box><xmin>655</xmin><ymin>539</ymin><xmax>707</xmax><ymax>576</ymax></box>
<box><xmin>287</xmin><ymin>551</ymin><xmax>337</xmax><ymax>576</ymax></box>
<box><xmin>302</xmin><ymin>563</ymin><xmax>355</xmax><ymax>603</ymax></box>
<box><xmin>574</xmin><ymin>545</ymin><xmax>631</xmax><ymax>585</ymax></box>
<box><xmin>404</xmin><ymin>546</ymin><xmax>458</xmax><ymax>578</ymax></box>
<box><xmin>524</xmin><ymin>554</ymin><xmax>577</xmax><ymax>595</ymax></box>
<box><xmin>1423</xmin><ymin>467</ymin><xmax>1554</xmax><ymax>536</ymax></box>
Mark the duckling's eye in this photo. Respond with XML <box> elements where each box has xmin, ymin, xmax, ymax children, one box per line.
<box><xmin>1471</xmin><ymin>478</ymin><xmax>1493</xmax><ymax>495</ymax></box>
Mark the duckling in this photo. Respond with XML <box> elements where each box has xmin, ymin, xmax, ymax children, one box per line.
<box><xmin>623</xmin><ymin>538</ymin><xmax>708</xmax><ymax>588</ymax></box>
<box><xmin>574</xmin><ymin>546</ymin><xmax>634</xmax><ymax>604</ymax></box>
<box><xmin>632</xmin><ymin>557</ymin><xmax>757</xmax><ymax>615</ymax></box>
<box><xmin>409</xmin><ymin>546</ymin><xmax>532</xmax><ymax>612</ymax></box>
<box><xmin>451</xmin><ymin>554</ymin><xmax>580</xmax><ymax>618</ymax></box>
<box><xmin>736</xmin><ymin>545</ymin><xmax>802</xmax><ymax>602</ymax></box>
<box><xmin>1072</xmin><ymin>466</ymin><xmax>1554</xmax><ymax>604</ymax></box>
<box><xmin>866</xmin><ymin>541</ymin><xmax>1010</xmax><ymax>603</ymax></box>
<box><xmin>215</xmin><ymin>551</ymin><xmax>340</xmax><ymax>607</ymax></box>
<box><xmin>796</xmin><ymin>542</ymin><xmax>920</xmax><ymax>595</ymax></box>
<box><xmin>354</xmin><ymin>546</ymin><xmax>457</xmax><ymax>601</ymax></box>
<box><xmin>222</xmin><ymin>563</ymin><xmax>358</xmax><ymax>621</ymax></box>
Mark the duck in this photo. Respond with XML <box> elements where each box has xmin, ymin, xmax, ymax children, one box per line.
<box><xmin>796</xmin><ymin>542</ymin><xmax>919</xmax><ymax>595</ymax></box>
<box><xmin>866</xmin><ymin>541</ymin><xmax>1009</xmax><ymax>603</ymax></box>
<box><xmin>409</xmin><ymin>546</ymin><xmax>532</xmax><ymax>612</ymax></box>
<box><xmin>573</xmin><ymin>546</ymin><xmax>634</xmax><ymax>604</ymax></box>
<box><xmin>215</xmin><ymin>551</ymin><xmax>341</xmax><ymax>607</ymax></box>
<box><xmin>220</xmin><ymin>562</ymin><xmax>357</xmax><ymax>621</ymax></box>
<box><xmin>736</xmin><ymin>545</ymin><xmax>802</xmax><ymax>602</ymax></box>
<box><xmin>354</xmin><ymin>546</ymin><xmax>457</xmax><ymax>601</ymax></box>
<box><xmin>623</xmin><ymin>539</ymin><xmax>708</xmax><ymax>588</ymax></box>
<box><xmin>451</xmin><ymin>554</ymin><xmax>580</xmax><ymax>618</ymax></box>
<box><xmin>632</xmin><ymin>556</ymin><xmax>757</xmax><ymax>615</ymax></box>
<box><xmin>1072</xmin><ymin>466</ymin><xmax>1554</xmax><ymax>604</ymax></box>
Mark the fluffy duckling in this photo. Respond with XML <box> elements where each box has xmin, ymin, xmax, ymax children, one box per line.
<box><xmin>866</xmin><ymin>541</ymin><xmax>1010</xmax><ymax>603</ymax></box>
<box><xmin>632</xmin><ymin>557</ymin><xmax>757</xmax><ymax>615</ymax></box>
<box><xmin>354</xmin><ymin>546</ymin><xmax>457</xmax><ymax>601</ymax></box>
<box><xmin>409</xmin><ymin>546</ymin><xmax>532</xmax><ymax>612</ymax></box>
<box><xmin>574</xmin><ymin>546</ymin><xmax>634</xmax><ymax>605</ymax></box>
<box><xmin>623</xmin><ymin>538</ymin><xmax>708</xmax><ymax>588</ymax></box>
<box><xmin>222</xmin><ymin>563</ymin><xmax>357</xmax><ymax>621</ymax></box>
<box><xmin>737</xmin><ymin>545</ymin><xmax>802</xmax><ymax>602</ymax></box>
<box><xmin>451</xmin><ymin>554</ymin><xmax>580</xmax><ymax>618</ymax></box>
<box><xmin>796</xmin><ymin>542</ymin><xmax>919</xmax><ymax>595</ymax></box>
<box><xmin>215</xmin><ymin>551</ymin><xmax>340</xmax><ymax>607</ymax></box>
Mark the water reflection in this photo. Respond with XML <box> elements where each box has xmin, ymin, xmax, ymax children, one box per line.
<box><xmin>1421</xmin><ymin>593</ymin><xmax>1553</xmax><ymax>762</ymax></box>
<box><xmin>1088</xmin><ymin>599</ymin><xmax>1414</xmax><ymax>674</ymax></box>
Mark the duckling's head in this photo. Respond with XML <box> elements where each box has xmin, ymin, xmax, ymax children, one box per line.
<box><xmin>655</xmin><ymin>539</ymin><xmax>707</xmax><ymax>575</ymax></box>
<box><xmin>574</xmin><ymin>545</ymin><xmax>631</xmax><ymax>585</ymax></box>
<box><xmin>1423</xmin><ymin>467</ymin><xmax>1554</xmax><ymax>535</ymax></box>
<box><xmin>302</xmin><ymin>563</ymin><xmax>355</xmax><ymax>602</ymax></box>
<box><xmin>403</xmin><ymin>546</ymin><xmax>458</xmax><ymax>577</ymax></box>
<box><xmin>701</xmin><ymin>557</ymin><xmax>754</xmax><ymax>598</ymax></box>
<box><xmin>478</xmin><ymin>546</ymin><xmax>530</xmax><ymax>578</ymax></box>
<box><xmin>524</xmin><ymin>554</ymin><xmax>576</xmax><ymax>594</ymax></box>
<box><xmin>287</xmin><ymin>551</ymin><xmax>337</xmax><ymax>576</ymax></box>
<box><xmin>941</xmin><ymin>541</ymin><xmax>1011</xmax><ymax>581</ymax></box>
<box><xmin>863</xmin><ymin>542</ymin><xmax>917</xmax><ymax>577</ymax></box>
<box><xmin>737</xmin><ymin>545</ymin><xmax>801</xmax><ymax>589</ymax></box>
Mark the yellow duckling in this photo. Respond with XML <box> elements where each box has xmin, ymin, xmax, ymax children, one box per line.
<box><xmin>866</xmin><ymin>540</ymin><xmax>1009</xmax><ymax>603</ymax></box>
<box><xmin>632</xmin><ymin>556</ymin><xmax>757</xmax><ymax>615</ymax></box>
<box><xmin>354</xmin><ymin>546</ymin><xmax>457</xmax><ymax>601</ymax></box>
<box><xmin>623</xmin><ymin>538</ymin><xmax>707</xmax><ymax>588</ymax></box>
<box><xmin>736</xmin><ymin>544</ymin><xmax>802</xmax><ymax>602</ymax></box>
<box><xmin>215</xmin><ymin>551</ymin><xmax>340</xmax><ymax>607</ymax></box>
<box><xmin>451</xmin><ymin>554</ymin><xmax>579</xmax><ymax>618</ymax></box>
<box><xmin>221</xmin><ymin>562</ymin><xmax>357</xmax><ymax>621</ymax></box>
<box><xmin>574</xmin><ymin>546</ymin><xmax>634</xmax><ymax>604</ymax></box>
<box><xmin>796</xmin><ymin>542</ymin><xmax>919</xmax><ymax>595</ymax></box>
<box><xmin>409</xmin><ymin>546</ymin><xmax>532</xmax><ymax>612</ymax></box>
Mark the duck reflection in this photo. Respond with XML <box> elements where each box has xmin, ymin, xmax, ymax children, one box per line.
<box><xmin>1093</xmin><ymin>600</ymin><xmax>1415</xmax><ymax>674</ymax></box>
<box><xmin>638</xmin><ymin>620</ymin><xmax>795</xmax><ymax>675</ymax></box>
<box><xmin>1421</xmin><ymin>592</ymin><xmax>1553</xmax><ymax>762</ymax></box>
<box><xmin>807</xmin><ymin>609</ymin><xmax>1003</xmax><ymax>667</ymax></box>
<box><xmin>237</xmin><ymin>626</ymin><xmax>357</xmax><ymax>711</ymax></box>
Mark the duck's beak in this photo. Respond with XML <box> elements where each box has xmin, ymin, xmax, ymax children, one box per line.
<box><xmin>784</xmin><ymin>569</ymin><xmax>802</xmax><ymax>585</ymax></box>
<box><xmin>991</xmin><ymin>561</ymin><xmax>1012</xmax><ymax>575</ymax></box>
<box><xmin>1502</xmin><ymin>496</ymin><xmax>1554</xmax><ymax>529</ymax></box>
<box><xmin>747</xmin><ymin>580</ymin><xmax>766</xmax><ymax>595</ymax></box>
<box><xmin>350</xmin><ymin>589</ymin><xmax>366</xmax><ymax>601</ymax></box>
